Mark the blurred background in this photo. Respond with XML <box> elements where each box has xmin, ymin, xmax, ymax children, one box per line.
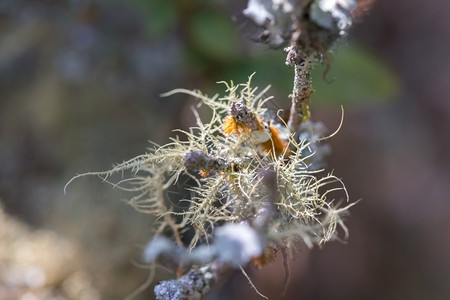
<box><xmin>0</xmin><ymin>0</ymin><xmax>449</xmax><ymax>299</ymax></box>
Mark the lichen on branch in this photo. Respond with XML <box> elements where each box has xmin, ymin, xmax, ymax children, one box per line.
<box><xmin>66</xmin><ymin>74</ymin><xmax>355</xmax><ymax>299</ymax></box>
<box><xmin>66</xmin><ymin>2</ymin><xmax>360</xmax><ymax>299</ymax></box>
<box><xmin>244</xmin><ymin>0</ymin><xmax>356</xmax><ymax>130</ymax></box>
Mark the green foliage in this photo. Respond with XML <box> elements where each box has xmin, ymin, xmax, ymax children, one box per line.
<box><xmin>221</xmin><ymin>43</ymin><xmax>400</xmax><ymax>111</ymax></box>
<box><xmin>223</xmin><ymin>51</ymin><xmax>293</xmax><ymax>94</ymax></box>
<box><xmin>131</xmin><ymin>0</ymin><xmax>178</xmax><ymax>37</ymax></box>
<box><xmin>189</xmin><ymin>10</ymin><xmax>239</xmax><ymax>61</ymax></box>
<box><xmin>311</xmin><ymin>43</ymin><xmax>401</xmax><ymax>106</ymax></box>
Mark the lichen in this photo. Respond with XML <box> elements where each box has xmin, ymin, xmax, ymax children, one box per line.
<box><xmin>67</xmin><ymin>74</ymin><xmax>353</xmax><ymax>255</ymax></box>
<box><xmin>66</xmin><ymin>2</ymin><xmax>360</xmax><ymax>298</ymax></box>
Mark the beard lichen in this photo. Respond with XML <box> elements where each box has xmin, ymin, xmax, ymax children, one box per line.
<box><xmin>64</xmin><ymin>0</ymin><xmax>362</xmax><ymax>298</ymax></box>
<box><xmin>66</xmin><ymin>74</ymin><xmax>355</xmax><ymax>299</ymax></box>
<box><xmin>66</xmin><ymin>74</ymin><xmax>353</xmax><ymax>249</ymax></box>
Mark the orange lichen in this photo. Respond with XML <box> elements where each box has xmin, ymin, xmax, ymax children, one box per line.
<box><xmin>223</xmin><ymin>114</ymin><xmax>261</xmax><ymax>135</ymax></box>
<box><xmin>251</xmin><ymin>245</ymin><xmax>277</xmax><ymax>268</ymax></box>
<box><xmin>260</xmin><ymin>125</ymin><xmax>290</xmax><ymax>157</ymax></box>
<box><xmin>223</xmin><ymin>115</ymin><xmax>240</xmax><ymax>135</ymax></box>
<box><xmin>222</xmin><ymin>101</ymin><xmax>265</xmax><ymax>136</ymax></box>
<box><xmin>199</xmin><ymin>169</ymin><xmax>211</xmax><ymax>177</ymax></box>
<box><xmin>223</xmin><ymin>112</ymin><xmax>290</xmax><ymax>158</ymax></box>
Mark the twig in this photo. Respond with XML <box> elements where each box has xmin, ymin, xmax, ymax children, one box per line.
<box><xmin>285</xmin><ymin>43</ymin><xmax>316</xmax><ymax>132</ymax></box>
<box><xmin>239</xmin><ymin>265</ymin><xmax>268</xmax><ymax>299</ymax></box>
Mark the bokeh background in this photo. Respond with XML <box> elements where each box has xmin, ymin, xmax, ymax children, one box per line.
<box><xmin>1</xmin><ymin>0</ymin><xmax>449</xmax><ymax>299</ymax></box>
